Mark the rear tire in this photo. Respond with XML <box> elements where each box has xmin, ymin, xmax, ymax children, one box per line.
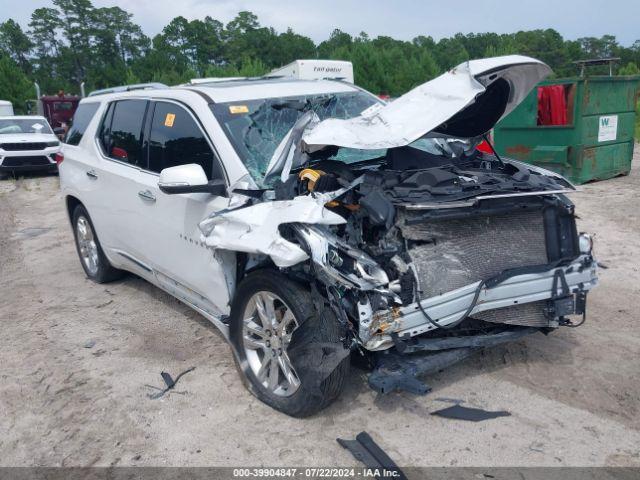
<box><xmin>71</xmin><ymin>205</ymin><xmax>124</xmax><ymax>283</ymax></box>
<box><xmin>229</xmin><ymin>270</ymin><xmax>350</xmax><ymax>417</ymax></box>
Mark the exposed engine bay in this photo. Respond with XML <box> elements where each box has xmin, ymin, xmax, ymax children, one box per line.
<box><xmin>200</xmin><ymin>144</ymin><xmax>596</xmax><ymax>355</ymax></box>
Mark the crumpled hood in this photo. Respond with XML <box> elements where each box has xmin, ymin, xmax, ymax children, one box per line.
<box><xmin>302</xmin><ymin>55</ymin><xmax>551</xmax><ymax>152</ymax></box>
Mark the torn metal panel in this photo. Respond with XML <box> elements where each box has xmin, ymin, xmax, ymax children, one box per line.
<box><xmin>302</xmin><ymin>55</ymin><xmax>551</xmax><ymax>151</ymax></box>
<box><xmin>198</xmin><ymin>194</ymin><xmax>346</xmax><ymax>268</ymax></box>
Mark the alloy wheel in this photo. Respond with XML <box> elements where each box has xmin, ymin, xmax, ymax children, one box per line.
<box><xmin>242</xmin><ymin>291</ymin><xmax>301</xmax><ymax>397</ymax></box>
<box><xmin>76</xmin><ymin>216</ymin><xmax>99</xmax><ymax>276</ymax></box>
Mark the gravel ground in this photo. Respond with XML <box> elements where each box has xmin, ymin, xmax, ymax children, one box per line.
<box><xmin>1</xmin><ymin>149</ymin><xmax>639</xmax><ymax>467</ymax></box>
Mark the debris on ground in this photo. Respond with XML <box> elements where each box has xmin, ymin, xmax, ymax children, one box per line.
<box><xmin>146</xmin><ymin>367</ymin><xmax>196</xmax><ymax>399</ymax></box>
<box><xmin>16</xmin><ymin>227</ymin><xmax>51</xmax><ymax>238</ymax></box>
<box><xmin>83</xmin><ymin>340</ymin><xmax>96</xmax><ymax>349</ymax></box>
<box><xmin>431</xmin><ymin>404</ymin><xmax>511</xmax><ymax>422</ymax></box>
<box><xmin>368</xmin><ymin>348</ymin><xmax>476</xmax><ymax>395</ymax></box>
<box><xmin>337</xmin><ymin>431</ymin><xmax>407</xmax><ymax>480</ymax></box>
<box><xmin>434</xmin><ymin>397</ymin><xmax>465</xmax><ymax>404</ymax></box>
<box><xmin>95</xmin><ymin>299</ymin><xmax>113</xmax><ymax>309</ymax></box>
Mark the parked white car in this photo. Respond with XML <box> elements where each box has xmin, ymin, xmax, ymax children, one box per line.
<box><xmin>0</xmin><ymin>115</ymin><xmax>61</xmax><ymax>176</ymax></box>
<box><xmin>59</xmin><ymin>56</ymin><xmax>597</xmax><ymax>416</ymax></box>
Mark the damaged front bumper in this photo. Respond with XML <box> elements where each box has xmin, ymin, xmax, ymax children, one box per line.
<box><xmin>363</xmin><ymin>255</ymin><xmax>597</xmax><ymax>351</ymax></box>
<box><xmin>364</xmin><ymin>256</ymin><xmax>597</xmax><ymax>395</ymax></box>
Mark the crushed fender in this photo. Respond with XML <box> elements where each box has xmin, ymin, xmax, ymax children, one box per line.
<box><xmin>199</xmin><ymin>195</ymin><xmax>346</xmax><ymax>267</ymax></box>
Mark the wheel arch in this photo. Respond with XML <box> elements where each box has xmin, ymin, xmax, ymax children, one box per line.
<box><xmin>65</xmin><ymin>195</ymin><xmax>83</xmax><ymax>224</ymax></box>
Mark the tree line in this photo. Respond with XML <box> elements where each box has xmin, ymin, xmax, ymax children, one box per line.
<box><xmin>1</xmin><ymin>0</ymin><xmax>639</xmax><ymax>113</ymax></box>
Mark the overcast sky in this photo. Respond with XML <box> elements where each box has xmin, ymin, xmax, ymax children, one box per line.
<box><xmin>2</xmin><ymin>0</ymin><xmax>639</xmax><ymax>46</ymax></box>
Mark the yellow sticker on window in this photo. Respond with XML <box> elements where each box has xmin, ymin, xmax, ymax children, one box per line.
<box><xmin>229</xmin><ymin>105</ymin><xmax>249</xmax><ymax>114</ymax></box>
<box><xmin>164</xmin><ymin>113</ymin><xmax>176</xmax><ymax>127</ymax></box>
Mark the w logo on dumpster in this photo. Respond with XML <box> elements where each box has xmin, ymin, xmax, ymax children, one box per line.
<box><xmin>597</xmin><ymin>115</ymin><xmax>618</xmax><ymax>142</ymax></box>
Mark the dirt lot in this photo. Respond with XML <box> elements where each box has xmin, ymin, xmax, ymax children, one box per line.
<box><xmin>1</xmin><ymin>150</ymin><xmax>639</xmax><ymax>468</ymax></box>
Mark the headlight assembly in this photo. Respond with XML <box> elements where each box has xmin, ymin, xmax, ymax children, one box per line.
<box><xmin>579</xmin><ymin>233</ymin><xmax>593</xmax><ymax>254</ymax></box>
<box><xmin>297</xmin><ymin>226</ymin><xmax>389</xmax><ymax>290</ymax></box>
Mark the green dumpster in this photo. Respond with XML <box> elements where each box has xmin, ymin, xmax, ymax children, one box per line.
<box><xmin>494</xmin><ymin>73</ymin><xmax>640</xmax><ymax>184</ymax></box>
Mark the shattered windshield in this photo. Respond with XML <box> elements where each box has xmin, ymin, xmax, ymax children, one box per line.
<box><xmin>211</xmin><ymin>91</ymin><xmax>381</xmax><ymax>186</ymax></box>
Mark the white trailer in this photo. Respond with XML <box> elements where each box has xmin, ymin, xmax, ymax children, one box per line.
<box><xmin>0</xmin><ymin>100</ymin><xmax>14</xmax><ymax>116</ymax></box>
<box><xmin>266</xmin><ymin>60</ymin><xmax>354</xmax><ymax>83</ymax></box>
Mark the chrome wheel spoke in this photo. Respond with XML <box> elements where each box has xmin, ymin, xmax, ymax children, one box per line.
<box><xmin>278</xmin><ymin>354</ymin><xmax>300</xmax><ymax>389</ymax></box>
<box><xmin>253</xmin><ymin>293</ymin><xmax>271</xmax><ymax>326</ymax></box>
<box><xmin>243</xmin><ymin>336</ymin><xmax>266</xmax><ymax>351</ymax></box>
<box><xmin>244</xmin><ymin>320</ymin><xmax>268</xmax><ymax>338</ymax></box>
<box><xmin>278</xmin><ymin>310</ymin><xmax>296</xmax><ymax>336</ymax></box>
<box><xmin>256</xmin><ymin>354</ymin><xmax>271</xmax><ymax>382</ymax></box>
<box><xmin>267</xmin><ymin>355</ymin><xmax>279</xmax><ymax>390</ymax></box>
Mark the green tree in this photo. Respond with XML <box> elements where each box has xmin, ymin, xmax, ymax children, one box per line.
<box><xmin>317</xmin><ymin>29</ymin><xmax>352</xmax><ymax>59</ymax></box>
<box><xmin>0</xmin><ymin>55</ymin><xmax>34</xmax><ymax>113</ymax></box>
<box><xmin>619</xmin><ymin>62</ymin><xmax>639</xmax><ymax>75</ymax></box>
<box><xmin>4</xmin><ymin>3</ymin><xmax>640</xmax><ymax>100</ymax></box>
<box><xmin>0</xmin><ymin>19</ymin><xmax>33</xmax><ymax>73</ymax></box>
<box><xmin>93</xmin><ymin>6</ymin><xmax>149</xmax><ymax>63</ymax></box>
<box><xmin>433</xmin><ymin>37</ymin><xmax>469</xmax><ymax>70</ymax></box>
<box><xmin>272</xmin><ymin>28</ymin><xmax>316</xmax><ymax>67</ymax></box>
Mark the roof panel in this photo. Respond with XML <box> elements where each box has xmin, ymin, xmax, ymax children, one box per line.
<box><xmin>189</xmin><ymin>79</ymin><xmax>358</xmax><ymax>102</ymax></box>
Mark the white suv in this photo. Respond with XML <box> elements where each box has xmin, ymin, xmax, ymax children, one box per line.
<box><xmin>0</xmin><ymin>116</ymin><xmax>61</xmax><ymax>176</ymax></box>
<box><xmin>60</xmin><ymin>56</ymin><xmax>597</xmax><ymax>417</ymax></box>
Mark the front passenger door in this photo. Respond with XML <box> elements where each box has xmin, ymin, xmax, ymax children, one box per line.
<box><xmin>130</xmin><ymin>100</ymin><xmax>232</xmax><ymax>318</ymax></box>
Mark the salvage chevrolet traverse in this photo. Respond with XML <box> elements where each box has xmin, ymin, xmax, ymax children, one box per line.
<box><xmin>59</xmin><ymin>55</ymin><xmax>598</xmax><ymax>417</ymax></box>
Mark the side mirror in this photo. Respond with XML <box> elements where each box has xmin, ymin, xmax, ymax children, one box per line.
<box><xmin>53</xmin><ymin>127</ymin><xmax>66</xmax><ymax>135</ymax></box>
<box><xmin>158</xmin><ymin>164</ymin><xmax>226</xmax><ymax>196</ymax></box>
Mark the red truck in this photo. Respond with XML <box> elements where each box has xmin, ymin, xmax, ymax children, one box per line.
<box><xmin>30</xmin><ymin>84</ymin><xmax>81</xmax><ymax>132</ymax></box>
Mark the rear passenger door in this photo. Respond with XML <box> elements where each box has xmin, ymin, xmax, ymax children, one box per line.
<box><xmin>89</xmin><ymin>99</ymin><xmax>151</xmax><ymax>261</ymax></box>
<box><xmin>131</xmin><ymin>100</ymin><xmax>232</xmax><ymax>317</ymax></box>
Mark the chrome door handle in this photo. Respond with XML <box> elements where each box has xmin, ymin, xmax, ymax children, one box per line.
<box><xmin>86</xmin><ymin>170</ymin><xmax>98</xmax><ymax>179</ymax></box>
<box><xmin>138</xmin><ymin>190</ymin><xmax>156</xmax><ymax>202</ymax></box>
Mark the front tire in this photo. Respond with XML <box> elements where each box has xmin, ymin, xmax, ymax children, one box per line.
<box><xmin>229</xmin><ymin>270</ymin><xmax>350</xmax><ymax>417</ymax></box>
<box><xmin>71</xmin><ymin>205</ymin><xmax>124</xmax><ymax>283</ymax></box>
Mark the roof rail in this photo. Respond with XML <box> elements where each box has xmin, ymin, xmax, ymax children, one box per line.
<box><xmin>88</xmin><ymin>82</ymin><xmax>168</xmax><ymax>97</ymax></box>
<box><xmin>185</xmin><ymin>77</ymin><xmax>247</xmax><ymax>85</ymax></box>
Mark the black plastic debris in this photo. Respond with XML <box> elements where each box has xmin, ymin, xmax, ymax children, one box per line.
<box><xmin>337</xmin><ymin>431</ymin><xmax>407</xmax><ymax>480</ymax></box>
<box><xmin>431</xmin><ymin>404</ymin><xmax>511</xmax><ymax>422</ymax></box>
<box><xmin>147</xmin><ymin>367</ymin><xmax>195</xmax><ymax>399</ymax></box>
<box><xmin>368</xmin><ymin>348</ymin><xmax>476</xmax><ymax>395</ymax></box>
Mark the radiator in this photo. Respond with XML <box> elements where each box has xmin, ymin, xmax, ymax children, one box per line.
<box><xmin>399</xmin><ymin>210</ymin><xmax>549</xmax><ymax>299</ymax></box>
